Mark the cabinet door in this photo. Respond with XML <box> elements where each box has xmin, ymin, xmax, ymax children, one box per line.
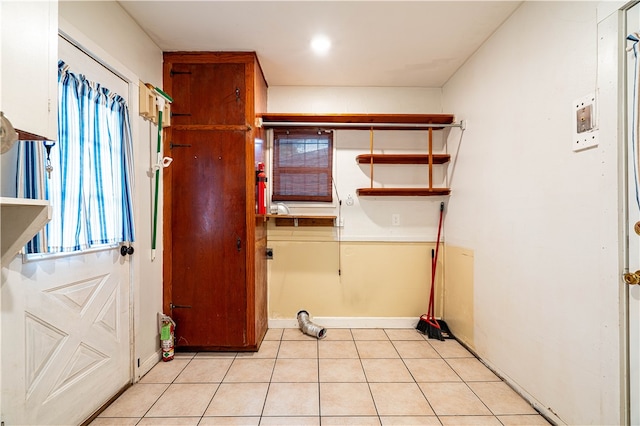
<box><xmin>170</xmin><ymin>130</ymin><xmax>248</xmax><ymax>348</ymax></box>
<box><xmin>0</xmin><ymin>0</ymin><xmax>57</xmax><ymax>140</ymax></box>
<box><xmin>169</xmin><ymin>63</ymin><xmax>246</xmax><ymax>125</ymax></box>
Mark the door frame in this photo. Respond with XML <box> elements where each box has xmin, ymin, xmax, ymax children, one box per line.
<box><xmin>622</xmin><ymin>3</ymin><xmax>640</xmax><ymax>425</ymax></box>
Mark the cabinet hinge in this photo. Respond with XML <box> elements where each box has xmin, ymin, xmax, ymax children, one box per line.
<box><xmin>170</xmin><ymin>69</ymin><xmax>192</xmax><ymax>77</ymax></box>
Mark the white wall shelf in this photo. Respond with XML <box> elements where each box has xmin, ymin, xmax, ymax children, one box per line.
<box><xmin>1</xmin><ymin>197</ymin><xmax>51</xmax><ymax>266</ymax></box>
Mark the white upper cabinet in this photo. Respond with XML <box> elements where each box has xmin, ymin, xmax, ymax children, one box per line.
<box><xmin>1</xmin><ymin>0</ymin><xmax>58</xmax><ymax>140</ymax></box>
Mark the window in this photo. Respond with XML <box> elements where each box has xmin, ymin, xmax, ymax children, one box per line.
<box><xmin>18</xmin><ymin>60</ymin><xmax>135</xmax><ymax>254</ymax></box>
<box><xmin>272</xmin><ymin>128</ymin><xmax>333</xmax><ymax>202</ymax></box>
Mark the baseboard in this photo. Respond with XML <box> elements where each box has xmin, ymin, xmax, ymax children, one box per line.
<box><xmin>268</xmin><ymin>316</ymin><xmax>420</xmax><ymax>329</ymax></box>
<box><xmin>136</xmin><ymin>349</ymin><xmax>161</xmax><ymax>381</ymax></box>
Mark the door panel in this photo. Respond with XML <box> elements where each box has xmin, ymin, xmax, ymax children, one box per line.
<box><xmin>170</xmin><ymin>63</ymin><xmax>246</xmax><ymax>125</ymax></box>
<box><xmin>1</xmin><ymin>250</ymin><xmax>130</xmax><ymax>425</ymax></box>
<box><xmin>170</xmin><ymin>130</ymin><xmax>247</xmax><ymax>348</ymax></box>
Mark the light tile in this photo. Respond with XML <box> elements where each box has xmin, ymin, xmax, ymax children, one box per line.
<box><xmin>355</xmin><ymin>340</ymin><xmax>399</xmax><ymax>358</ymax></box>
<box><xmin>468</xmin><ymin>382</ymin><xmax>537</xmax><ymax>415</ymax></box>
<box><xmin>278</xmin><ymin>340</ymin><xmax>318</xmax><ymax>358</ymax></box>
<box><xmin>369</xmin><ymin>383</ymin><xmax>434</xmax><ymax>416</ymax></box>
<box><xmin>361</xmin><ymin>358</ymin><xmax>413</xmax><ymax>382</ymax></box>
<box><xmin>264</xmin><ymin>328</ymin><xmax>284</xmax><ymax>340</ymax></box>
<box><xmin>445</xmin><ymin>358</ymin><xmax>499</xmax><ymax>382</ymax></box>
<box><xmin>91</xmin><ymin>327</ymin><xmax>547</xmax><ymax>426</ymax></box>
<box><xmin>319</xmin><ymin>358</ymin><xmax>366</xmax><ymax>383</ymax></box>
<box><xmin>321</xmin><ymin>328</ymin><xmax>353</xmax><ymax>341</ymax></box>
<box><xmin>195</xmin><ymin>352</ymin><xmax>237</xmax><ymax>359</ymax></box>
<box><xmin>174</xmin><ymin>352</ymin><xmax>197</xmax><ymax>359</ymax></box>
<box><xmin>174</xmin><ymin>358</ymin><xmax>233</xmax><ymax>383</ymax></box>
<box><xmin>323</xmin><ymin>416</ymin><xmax>381</xmax><ymax>425</ymax></box>
<box><xmin>392</xmin><ymin>340</ymin><xmax>440</xmax><ymax>359</ymax></box>
<box><xmin>146</xmin><ymin>383</ymin><xmax>218</xmax><ymax>417</ymax></box>
<box><xmin>236</xmin><ymin>340</ymin><xmax>280</xmax><ymax>358</ymax></box>
<box><xmin>351</xmin><ymin>328</ymin><xmax>389</xmax><ymax>340</ymax></box>
<box><xmin>271</xmin><ymin>358</ymin><xmax>319</xmax><ymax>382</ymax></box>
<box><xmin>497</xmin><ymin>415</ymin><xmax>550</xmax><ymax>425</ymax></box>
<box><xmin>260</xmin><ymin>417</ymin><xmax>320</xmax><ymax>425</ymax></box>
<box><xmin>90</xmin><ymin>418</ymin><xmax>139</xmax><ymax>425</ymax></box>
<box><xmin>262</xmin><ymin>382</ymin><xmax>319</xmax><ymax>416</ymax></box>
<box><xmin>380</xmin><ymin>416</ymin><xmax>441</xmax><ymax>425</ymax></box>
<box><xmin>384</xmin><ymin>329</ymin><xmax>425</xmax><ymax>341</ymax></box>
<box><xmin>439</xmin><ymin>415</ymin><xmax>502</xmax><ymax>425</ymax></box>
<box><xmin>200</xmin><ymin>417</ymin><xmax>260</xmax><ymax>426</ymax></box>
<box><xmin>98</xmin><ymin>383</ymin><xmax>168</xmax><ymax>418</ymax></box>
<box><xmin>223</xmin><ymin>358</ymin><xmax>275</xmax><ymax>383</ymax></box>
<box><xmin>427</xmin><ymin>339</ymin><xmax>474</xmax><ymax>358</ymax></box>
<box><xmin>318</xmin><ymin>340</ymin><xmax>359</xmax><ymax>359</ymax></box>
<box><xmin>404</xmin><ymin>358</ymin><xmax>461</xmax><ymax>382</ymax></box>
<box><xmin>283</xmin><ymin>328</ymin><xmax>318</xmax><ymax>341</ymax></box>
<box><xmin>139</xmin><ymin>359</ymin><xmax>190</xmax><ymax>383</ymax></box>
<box><xmin>419</xmin><ymin>382</ymin><xmax>490</xmax><ymax>416</ymax></box>
<box><xmin>137</xmin><ymin>418</ymin><xmax>200</xmax><ymax>425</ymax></box>
<box><xmin>204</xmin><ymin>382</ymin><xmax>269</xmax><ymax>416</ymax></box>
<box><xmin>319</xmin><ymin>382</ymin><xmax>377</xmax><ymax>416</ymax></box>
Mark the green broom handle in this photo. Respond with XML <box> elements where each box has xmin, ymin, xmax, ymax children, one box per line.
<box><xmin>152</xmin><ymin>109</ymin><xmax>162</xmax><ymax>257</ymax></box>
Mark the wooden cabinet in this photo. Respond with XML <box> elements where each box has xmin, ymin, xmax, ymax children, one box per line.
<box><xmin>0</xmin><ymin>1</ymin><xmax>57</xmax><ymax>140</ymax></box>
<box><xmin>163</xmin><ymin>52</ymin><xmax>268</xmax><ymax>351</ymax></box>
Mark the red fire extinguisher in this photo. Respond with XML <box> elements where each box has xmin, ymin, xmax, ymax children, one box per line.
<box><xmin>256</xmin><ymin>162</ymin><xmax>267</xmax><ymax>215</ymax></box>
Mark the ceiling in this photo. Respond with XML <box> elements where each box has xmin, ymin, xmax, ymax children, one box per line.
<box><xmin>118</xmin><ymin>1</ymin><xmax>521</xmax><ymax>88</ymax></box>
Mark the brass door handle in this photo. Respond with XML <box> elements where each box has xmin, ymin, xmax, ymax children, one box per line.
<box><xmin>623</xmin><ymin>271</ymin><xmax>640</xmax><ymax>285</ymax></box>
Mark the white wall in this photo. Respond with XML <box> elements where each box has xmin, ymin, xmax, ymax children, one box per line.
<box><xmin>59</xmin><ymin>1</ymin><xmax>164</xmax><ymax>378</ymax></box>
<box><xmin>268</xmin><ymin>86</ymin><xmax>442</xmax><ymax>114</ymax></box>
<box><xmin>442</xmin><ymin>2</ymin><xmax>621</xmax><ymax>425</ymax></box>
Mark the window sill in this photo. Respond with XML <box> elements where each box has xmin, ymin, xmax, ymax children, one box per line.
<box><xmin>266</xmin><ymin>215</ymin><xmax>336</xmax><ymax>227</ymax></box>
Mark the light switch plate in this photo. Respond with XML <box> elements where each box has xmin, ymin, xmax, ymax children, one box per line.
<box><xmin>573</xmin><ymin>94</ymin><xmax>599</xmax><ymax>152</ymax></box>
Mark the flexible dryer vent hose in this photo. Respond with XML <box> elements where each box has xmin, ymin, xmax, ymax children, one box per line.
<box><xmin>297</xmin><ymin>310</ymin><xmax>327</xmax><ymax>339</ymax></box>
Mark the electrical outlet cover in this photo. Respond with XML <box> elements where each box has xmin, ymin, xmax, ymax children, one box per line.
<box><xmin>573</xmin><ymin>94</ymin><xmax>599</xmax><ymax>152</ymax></box>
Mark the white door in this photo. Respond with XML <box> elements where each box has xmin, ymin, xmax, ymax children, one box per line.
<box><xmin>1</xmin><ymin>251</ymin><xmax>131</xmax><ymax>425</ymax></box>
<box><xmin>0</xmin><ymin>36</ymin><xmax>133</xmax><ymax>426</ymax></box>
<box><xmin>626</xmin><ymin>5</ymin><xmax>640</xmax><ymax>425</ymax></box>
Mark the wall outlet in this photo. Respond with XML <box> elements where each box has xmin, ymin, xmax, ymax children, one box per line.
<box><xmin>392</xmin><ymin>213</ymin><xmax>400</xmax><ymax>226</ymax></box>
<box><xmin>573</xmin><ymin>94</ymin><xmax>599</xmax><ymax>152</ymax></box>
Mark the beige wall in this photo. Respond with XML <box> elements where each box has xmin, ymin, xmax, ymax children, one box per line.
<box><xmin>443</xmin><ymin>245</ymin><xmax>474</xmax><ymax>350</ymax></box>
<box><xmin>268</xmin><ymin>225</ymin><xmax>444</xmax><ymax>320</ymax></box>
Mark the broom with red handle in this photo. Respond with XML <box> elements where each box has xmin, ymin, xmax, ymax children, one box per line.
<box><xmin>416</xmin><ymin>202</ymin><xmax>451</xmax><ymax>340</ymax></box>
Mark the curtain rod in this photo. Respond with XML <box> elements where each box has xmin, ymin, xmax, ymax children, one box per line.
<box><xmin>260</xmin><ymin>120</ymin><xmax>466</xmax><ymax>130</ymax></box>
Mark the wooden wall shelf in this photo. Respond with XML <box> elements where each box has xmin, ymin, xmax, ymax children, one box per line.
<box><xmin>261</xmin><ymin>112</ymin><xmax>458</xmax><ymax>197</ymax></box>
<box><xmin>268</xmin><ymin>215</ymin><xmax>336</xmax><ymax>227</ymax></box>
<box><xmin>356</xmin><ymin>154</ymin><xmax>450</xmax><ymax>165</ymax></box>
<box><xmin>356</xmin><ymin>188</ymin><xmax>451</xmax><ymax>197</ymax></box>
<box><xmin>260</xmin><ymin>113</ymin><xmax>455</xmax><ymax>130</ymax></box>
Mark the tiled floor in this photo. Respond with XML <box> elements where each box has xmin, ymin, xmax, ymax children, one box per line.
<box><xmin>91</xmin><ymin>328</ymin><xmax>550</xmax><ymax>426</ymax></box>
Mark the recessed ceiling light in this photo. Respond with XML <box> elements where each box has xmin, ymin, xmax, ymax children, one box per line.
<box><xmin>310</xmin><ymin>35</ymin><xmax>331</xmax><ymax>55</ymax></box>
